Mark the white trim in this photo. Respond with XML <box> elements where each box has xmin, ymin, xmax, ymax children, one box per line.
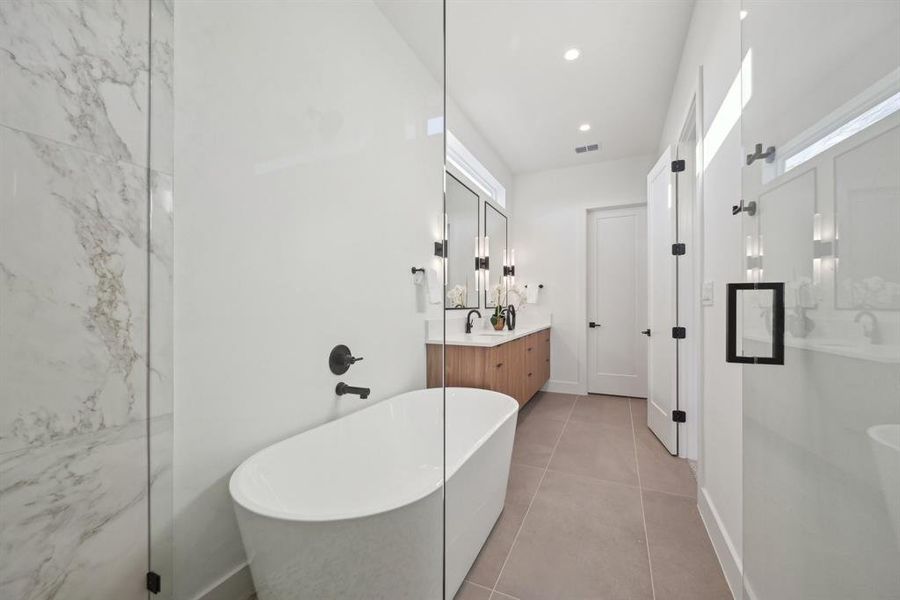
<box><xmin>544</xmin><ymin>379</ymin><xmax>586</xmax><ymax>395</ymax></box>
<box><xmin>698</xmin><ymin>487</ymin><xmax>742</xmax><ymax>600</ymax></box>
<box><xmin>676</xmin><ymin>68</ymin><xmax>704</xmax><ymax>462</ymax></box>
<box><xmin>195</xmin><ymin>561</ymin><xmax>255</xmax><ymax>600</ymax></box>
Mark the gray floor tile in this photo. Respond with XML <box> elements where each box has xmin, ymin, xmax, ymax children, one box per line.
<box><xmin>519</xmin><ymin>391</ymin><xmax>577</xmax><ymax>422</ymax></box>
<box><xmin>495</xmin><ymin>470</ymin><xmax>653</xmax><ymax>600</ymax></box>
<box><xmin>630</xmin><ymin>397</ymin><xmax>648</xmax><ymax>427</ymax></box>
<box><xmin>570</xmin><ymin>394</ymin><xmax>633</xmax><ymax>429</ymax></box>
<box><xmin>455</xmin><ymin>581</ymin><xmax>493</xmax><ymax>600</ymax></box>
<box><xmin>548</xmin><ymin>419</ymin><xmax>639</xmax><ymax>486</ymax></box>
<box><xmin>511</xmin><ymin>416</ymin><xmax>565</xmax><ymax>469</ymax></box>
<box><xmin>465</xmin><ymin>464</ymin><xmax>544</xmax><ymax>588</ymax></box>
<box><xmin>642</xmin><ymin>490</ymin><xmax>732</xmax><ymax>600</ymax></box>
<box><xmin>635</xmin><ymin>427</ymin><xmax>697</xmax><ymax>498</ymax></box>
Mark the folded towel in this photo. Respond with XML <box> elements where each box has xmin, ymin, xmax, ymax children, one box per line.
<box><xmin>427</xmin><ymin>268</ymin><xmax>441</xmax><ymax>304</ymax></box>
<box><xmin>526</xmin><ymin>283</ymin><xmax>540</xmax><ymax>304</ymax></box>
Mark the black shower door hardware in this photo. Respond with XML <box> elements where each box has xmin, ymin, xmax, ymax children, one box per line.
<box><xmin>588</xmin><ymin>322</ymin><xmax>600</xmax><ymax>328</ymax></box>
<box><xmin>641</xmin><ymin>329</ymin><xmax>651</xmax><ymax>336</ymax></box>
<box><xmin>745</xmin><ymin>143</ymin><xmax>776</xmax><ymax>165</ymax></box>
<box><xmin>725</xmin><ymin>282</ymin><xmax>785</xmax><ymax>365</ymax></box>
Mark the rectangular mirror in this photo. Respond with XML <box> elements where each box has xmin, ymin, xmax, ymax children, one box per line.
<box><xmin>834</xmin><ymin>125</ymin><xmax>900</xmax><ymax>310</ymax></box>
<box><xmin>484</xmin><ymin>202</ymin><xmax>508</xmax><ymax>308</ymax></box>
<box><xmin>445</xmin><ymin>172</ymin><xmax>480</xmax><ymax>309</ymax></box>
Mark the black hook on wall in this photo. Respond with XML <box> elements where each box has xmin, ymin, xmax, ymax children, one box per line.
<box><xmin>746</xmin><ymin>143</ymin><xmax>775</xmax><ymax>166</ymax></box>
<box><xmin>411</xmin><ymin>267</ymin><xmax>425</xmax><ymax>275</ymax></box>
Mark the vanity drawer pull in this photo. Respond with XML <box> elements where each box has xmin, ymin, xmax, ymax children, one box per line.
<box><xmin>527</xmin><ymin>347</ymin><xmax>533</xmax><ymax>352</ymax></box>
<box><xmin>528</xmin><ymin>372</ymin><xmax>532</xmax><ymax>377</ymax></box>
<box><xmin>496</xmin><ymin>363</ymin><xmax>504</xmax><ymax>368</ymax></box>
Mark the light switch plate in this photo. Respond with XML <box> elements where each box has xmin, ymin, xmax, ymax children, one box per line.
<box><xmin>702</xmin><ymin>280</ymin><xmax>714</xmax><ymax>306</ymax></box>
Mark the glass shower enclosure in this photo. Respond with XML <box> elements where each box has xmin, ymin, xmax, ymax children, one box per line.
<box><xmin>1</xmin><ymin>1</ymin><xmax>449</xmax><ymax>599</ymax></box>
<box><xmin>736</xmin><ymin>1</ymin><xmax>900</xmax><ymax>598</ymax></box>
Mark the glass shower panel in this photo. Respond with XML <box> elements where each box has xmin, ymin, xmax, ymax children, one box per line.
<box><xmin>171</xmin><ymin>1</ymin><xmax>445</xmax><ymax>599</ymax></box>
<box><xmin>0</xmin><ymin>1</ymin><xmax>166</xmax><ymax>598</ymax></box>
<box><xmin>148</xmin><ymin>0</ymin><xmax>175</xmax><ymax>597</ymax></box>
<box><xmin>740</xmin><ymin>2</ymin><xmax>900</xmax><ymax>598</ymax></box>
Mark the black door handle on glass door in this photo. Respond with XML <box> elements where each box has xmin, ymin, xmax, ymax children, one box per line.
<box><xmin>641</xmin><ymin>329</ymin><xmax>651</xmax><ymax>336</ymax></box>
<box><xmin>589</xmin><ymin>322</ymin><xmax>599</xmax><ymax>328</ymax></box>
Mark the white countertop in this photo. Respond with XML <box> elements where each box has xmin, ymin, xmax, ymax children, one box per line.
<box><xmin>744</xmin><ymin>332</ymin><xmax>899</xmax><ymax>364</ymax></box>
<box><xmin>427</xmin><ymin>320</ymin><xmax>551</xmax><ymax>348</ymax></box>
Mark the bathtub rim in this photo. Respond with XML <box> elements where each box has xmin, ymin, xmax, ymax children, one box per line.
<box><xmin>228</xmin><ymin>387</ymin><xmax>518</xmax><ymax>523</ymax></box>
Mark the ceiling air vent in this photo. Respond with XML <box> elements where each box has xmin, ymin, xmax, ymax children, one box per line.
<box><xmin>575</xmin><ymin>143</ymin><xmax>601</xmax><ymax>154</ymax></box>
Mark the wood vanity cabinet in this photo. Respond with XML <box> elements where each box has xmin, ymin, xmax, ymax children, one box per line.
<box><xmin>425</xmin><ymin>328</ymin><xmax>551</xmax><ymax>407</ymax></box>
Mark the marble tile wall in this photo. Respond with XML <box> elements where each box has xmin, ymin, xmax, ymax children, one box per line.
<box><xmin>0</xmin><ymin>1</ymin><xmax>173</xmax><ymax>598</ymax></box>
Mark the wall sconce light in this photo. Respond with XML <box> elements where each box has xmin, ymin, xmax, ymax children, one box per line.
<box><xmin>503</xmin><ymin>249</ymin><xmax>516</xmax><ymax>285</ymax></box>
<box><xmin>812</xmin><ymin>212</ymin><xmax>838</xmax><ymax>286</ymax></box>
<box><xmin>745</xmin><ymin>235</ymin><xmax>763</xmax><ymax>280</ymax></box>
<box><xmin>812</xmin><ymin>213</ymin><xmax>836</xmax><ymax>257</ymax></box>
<box><xmin>475</xmin><ymin>236</ymin><xmax>490</xmax><ymax>271</ymax></box>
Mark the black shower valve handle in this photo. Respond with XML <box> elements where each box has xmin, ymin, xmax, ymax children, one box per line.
<box><xmin>329</xmin><ymin>345</ymin><xmax>364</xmax><ymax>375</ymax></box>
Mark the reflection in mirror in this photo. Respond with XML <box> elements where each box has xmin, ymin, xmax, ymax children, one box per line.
<box><xmin>445</xmin><ymin>173</ymin><xmax>480</xmax><ymax>309</ymax></box>
<box><xmin>484</xmin><ymin>202</ymin><xmax>507</xmax><ymax>308</ymax></box>
<box><xmin>835</xmin><ymin>123</ymin><xmax>900</xmax><ymax>310</ymax></box>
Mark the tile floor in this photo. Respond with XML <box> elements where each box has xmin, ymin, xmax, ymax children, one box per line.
<box><xmin>456</xmin><ymin>391</ymin><xmax>731</xmax><ymax>600</ymax></box>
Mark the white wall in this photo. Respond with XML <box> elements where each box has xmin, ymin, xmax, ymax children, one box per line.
<box><xmin>657</xmin><ymin>1</ymin><xmax>744</xmax><ymax>594</ymax></box>
<box><xmin>513</xmin><ymin>156</ymin><xmax>655</xmax><ymax>395</ymax></box>
<box><xmin>173</xmin><ymin>3</ymin><xmax>446</xmax><ymax>598</ymax></box>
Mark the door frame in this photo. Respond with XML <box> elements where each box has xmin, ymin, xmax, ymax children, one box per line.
<box><xmin>676</xmin><ymin>73</ymin><xmax>704</xmax><ymax>463</ymax></box>
<box><xmin>585</xmin><ymin>204</ymin><xmax>649</xmax><ymax>398</ymax></box>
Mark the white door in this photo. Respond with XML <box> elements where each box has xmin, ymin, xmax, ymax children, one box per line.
<box><xmin>646</xmin><ymin>148</ymin><xmax>678</xmax><ymax>454</ymax></box>
<box><xmin>587</xmin><ymin>206</ymin><xmax>647</xmax><ymax>397</ymax></box>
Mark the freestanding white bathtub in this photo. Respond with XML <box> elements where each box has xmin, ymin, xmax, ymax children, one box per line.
<box><xmin>229</xmin><ymin>387</ymin><xmax>518</xmax><ymax>599</ymax></box>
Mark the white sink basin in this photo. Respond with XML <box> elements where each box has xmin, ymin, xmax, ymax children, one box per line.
<box><xmin>473</xmin><ymin>330</ymin><xmax>511</xmax><ymax>337</ymax></box>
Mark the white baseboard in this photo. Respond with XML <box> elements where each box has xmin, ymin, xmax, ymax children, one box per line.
<box><xmin>196</xmin><ymin>562</ymin><xmax>255</xmax><ymax>600</ymax></box>
<box><xmin>697</xmin><ymin>486</ymin><xmax>743</xmax><ymax>600</ymax></box>
<box><xmin>543</xmin><ymin>379</ymin><xmax>585</xmax><ymax>395</ymax></box>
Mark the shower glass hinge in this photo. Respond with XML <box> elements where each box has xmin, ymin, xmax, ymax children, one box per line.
<box><xmin>671</xmin><ymin>159</ymin><xmax>686</xmax><ymax>172</ymax></box>
<box><xmin>672</xmin><ymin>410</ymin><xmax>687</xmax><ymax>423</ymax></box>
<box><xmin>146</xmin><ymin>571</ymin><xmax>161</xmax><ymax>594</ymax></box>
<box><xmin>672</xmin><ymin>327</ymin><xmax>686</xmax><ymax>339</ymax></box>
<box><xmin>672</xmin><ymin>243</ymin><xmax>686</xmax><ymax>256</ymax></box>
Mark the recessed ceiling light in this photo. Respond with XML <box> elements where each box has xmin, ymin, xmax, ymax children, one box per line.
<box><xmin>564</xmin><ymin>48</ymin><xmax>581</xmax><ymax>61</ymax></box>
<box><xmin>579</xmin><ymin>123</ymin><xmax>591</xmax><ymax>132</ymax></box>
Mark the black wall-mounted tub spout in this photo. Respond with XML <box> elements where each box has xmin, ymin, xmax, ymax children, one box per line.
<box><xmin>466</xmin><ymin>309</ymin><xmax>482</xmax><ymax>334</ymax></box>
<box><xmin>335</xmin><ymin>382</ymin><xmax>370</xmax><ymax>399</ymax></box>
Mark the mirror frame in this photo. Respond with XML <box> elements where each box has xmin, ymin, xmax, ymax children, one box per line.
<box><xmin>483</xmin><ymin>201</ymin><xmax>508</xmax><ymax>309</ymax></box>
<box><xmin>445</xmin><ymin>171</ymin><xmax>481</xmax><ymax>310</ymax></box>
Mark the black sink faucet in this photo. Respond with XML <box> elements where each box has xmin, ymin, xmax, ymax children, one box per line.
<box><xmin>335</xmin><ymin>382</ymin><xmax>370</xmax><ymax>399</ymax></box>
<box><xmin>466</xmin><ymin>309</ymin><xmax>482</xmax><ymax>334</ymax></box>
<box><xmin>854</xmin><ymin>310</ymin><xmax>882</xmax><ymax>344</ymax></box>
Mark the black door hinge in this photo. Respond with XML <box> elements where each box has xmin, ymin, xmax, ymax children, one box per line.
<box><xmin>147</xmin><ymin>572</ymin><xmax>161</xmax><ymax>594</ymax></box>
<box><xmin>672</xmin><ymin>409</ymin><xmax>687</xmax><ymax>423</ymax></box>
<box><xmin>672</xmin><ymin>327</ymin><xmax>686</xmax><ymax>339</ymax></box>
<box><xmin>671</xmin><ymin>159</ymin><xmax>686</xmax><ymax>173</ymax></box>
<box><xmin>672</xmin><ymin>243</ymin><xmax>686</xmax><ymax>256</ymax></box>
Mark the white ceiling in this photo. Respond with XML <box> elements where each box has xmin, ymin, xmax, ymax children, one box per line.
<box><xmin>379</xmin><ymin>0</ymin><xmax>695</xmax><ymax>174</ymax></box>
